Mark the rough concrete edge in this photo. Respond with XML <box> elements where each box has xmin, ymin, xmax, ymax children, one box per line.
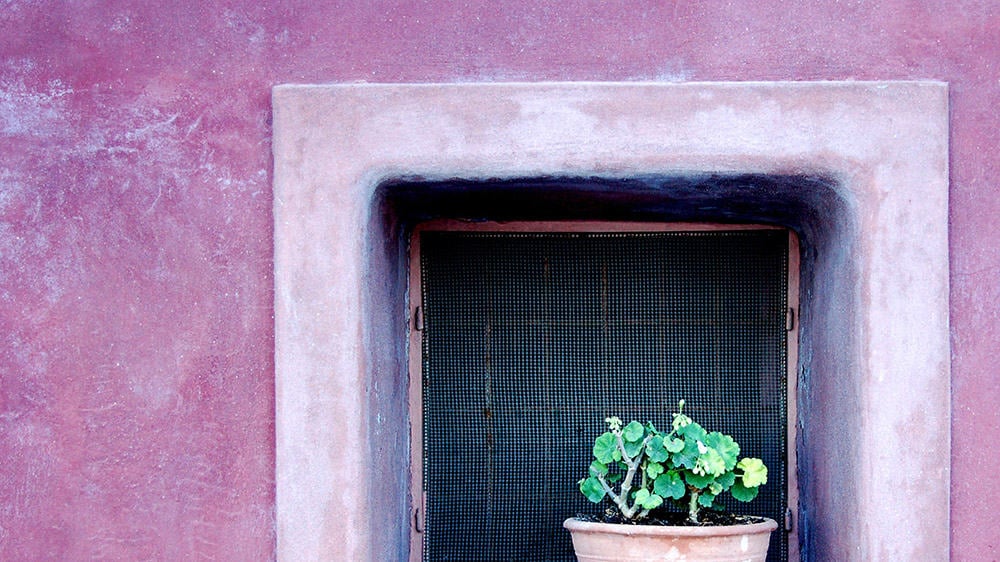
<box><xmin>271</xmin><ymin>80</ymin><xmax>952</xmax><ymax>561</ymax></box>
<box><xmin>271</xmin><ymin>79</ymin><xmax>950</xmax><ymax>89</ymax></box>
<box><xmin>854</xmin><ymin>80</ymin><xmax>950</xmax><ymax>561</ymax></box>
<box><xmin>272</xmin><ymin>85</ymin><xmax>371</xmax><ymax>562</ymax></box>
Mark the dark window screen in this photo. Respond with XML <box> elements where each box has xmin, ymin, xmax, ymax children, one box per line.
<box><xmin>419</xmin><ymin>230</ymin><xmax>789</xmax><ymax>561</ymax></box>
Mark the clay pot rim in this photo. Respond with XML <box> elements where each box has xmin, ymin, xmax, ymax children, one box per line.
<box><xmin>563</xmin><ymin>516</ymin><xmax>778</xmax><ymax>538</ymax></box>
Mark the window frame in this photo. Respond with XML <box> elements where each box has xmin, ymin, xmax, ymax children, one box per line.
<box><xmin>272</xmin><ymin>81</ymin><xmax>951</xmax><ymax>561</ymax></box>
<box><xmin>407</xmin><ymin>219</ymin><xmax>801</xmax><ymax>561</ymax></box>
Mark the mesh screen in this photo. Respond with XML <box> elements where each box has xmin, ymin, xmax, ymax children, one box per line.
<box><xmin>420</xmin><ymin>230</ymin><xmax>789</xmax><ymax>561</ymax></box>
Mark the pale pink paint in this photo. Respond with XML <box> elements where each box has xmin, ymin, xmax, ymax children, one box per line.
<box><xmin>273</xmin><ymin>82</ymin><xmax>948</xmax><ymax>561</ymax></box>
<box><xmin>0</xmin><ymin>1</ymin><xmax>997</xmax><ymax>560</ymax></box>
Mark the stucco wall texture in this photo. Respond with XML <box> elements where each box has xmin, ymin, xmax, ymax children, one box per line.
<box><xmin>0</xmin><ymin>2</ymin><xmax>996</xmax><ymax>560</ymax></box>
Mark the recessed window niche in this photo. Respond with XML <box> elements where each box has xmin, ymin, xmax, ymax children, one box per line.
<box><xmin>272</xmin><ymin>82</ymin><xmax>950</xmax><ymax>561</ymax></box>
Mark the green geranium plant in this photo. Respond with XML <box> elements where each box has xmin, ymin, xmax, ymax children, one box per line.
<box><xmin>578</xmin><ymin>400</ymin><xmax>768</xmax><ymax>524</ymax></box>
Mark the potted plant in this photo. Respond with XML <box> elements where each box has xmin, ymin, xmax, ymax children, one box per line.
<box><xmin>563</xmin><ymin>400</ymin><xmax>778</xmax><ymax>562</ymax></box>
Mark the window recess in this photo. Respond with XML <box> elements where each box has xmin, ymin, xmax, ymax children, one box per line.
<box><xmin>409</xmin><ymin>222</ymin><xmax>800</xmax><ymax>562</ymax></box>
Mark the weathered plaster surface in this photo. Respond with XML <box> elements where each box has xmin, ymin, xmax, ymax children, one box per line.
<box><xmin>2</xmin><ymin>1</ymin><xmax>998</xmax><ymax>560</ymax></box>
<box><xmin>273</xmin><ymin>82</ymin><xmax>948</xmax><ymax>560</ymax></box>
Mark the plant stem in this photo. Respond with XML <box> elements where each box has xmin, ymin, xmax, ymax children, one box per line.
<box><xmin>688</xmin><ymin>490</ymin><xmax>700</xmax><ymax>524</ymax></box>
<box><xmin>611</xmin><ymin>432</ymin><xmax>651</xmax><ymax>520</ymax></box>
<box><xmin>596</xmin><ymin>440</ymin><xmax>642</xmax><ymax>520</ymax></box>
<box><xmin>596</xmin><ymin>473</ymin><xmax>640</xmax><ymax>519</ymax></box>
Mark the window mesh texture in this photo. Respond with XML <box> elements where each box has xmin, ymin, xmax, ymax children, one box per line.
<box><xmin>420</xmin><ymin>230</ymin><xmax>789</xmax><ymax>561</ymax></box>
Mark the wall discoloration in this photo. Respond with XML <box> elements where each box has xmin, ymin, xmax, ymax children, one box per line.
<box><xmin>1</xmin><ymin>9</ymin><xmax>274</xmax><ymax>556</ymax></box>
<box><xmin>1</xmin><ymin>1</ymin><xmax>997</xmax><ymax>559</ymax></box>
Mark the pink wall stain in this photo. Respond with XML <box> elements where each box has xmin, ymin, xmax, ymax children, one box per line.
<box><xmin>1</xmin><ymin>1</ymin><xmax>997</xmax><ymax>559</ymax></box>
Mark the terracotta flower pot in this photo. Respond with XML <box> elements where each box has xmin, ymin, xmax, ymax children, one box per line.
<box><xmin>563</xmin><ymin>517</ymin><xmax>778</xmax><ymax>562</ymax></box>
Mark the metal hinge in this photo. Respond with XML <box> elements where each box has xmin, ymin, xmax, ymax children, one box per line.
<box><xmin>786</xmin><ymin>307</ymin><xmax>796</xmax><ymax>331</ymax></box>
<box><xmin>784</xmin><ymin>508</ymin><xmax>794</xmax><ymax>532</ymax></box>
<box><xmin>414</xmin><ymin>306</ymin><xmax>424</xmax><ymax>331</ymax></box>
<box><xmin>414</xmin><ymin>506</ymin><xmax>424</xmax><ymax>533</ymax></box>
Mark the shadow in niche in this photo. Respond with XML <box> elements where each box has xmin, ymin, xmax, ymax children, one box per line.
<box><xmin>362</xmin><ymin>174</ymin><xmax>858</xmax><ymax>562</ymax></box>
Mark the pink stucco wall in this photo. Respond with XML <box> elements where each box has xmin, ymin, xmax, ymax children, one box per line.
<box><xmin>1</xmin><ymin>2</ymin><xmax>996</xmax><ymax>560</ymax></box>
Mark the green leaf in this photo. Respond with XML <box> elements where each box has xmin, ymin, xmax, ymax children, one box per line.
<box><xmin>715</xmin><ymin>471</ymin><xmax>736</xmax><ymax>490</ymax></box>
<box><xmin>607</xmin><ymin>472</ymin><xmax>622</xmax><ymax>483</ymax></box>
<box><xmin>676</xmin><ymin>421</ymin><xmax>707</xmax><ymax>442</ymax></box>
<box><xmin>737</xmin><ymin>458</ymin><xmax>768</xmax><ymax>487</ymax></box>
<box><xmin>580</xmin><ymin>477</ymin><xmax>607</xmax><ymax>503</ymax></box>
<box><xmin>730</xmin><ymin>480</ymin><xmax>760</xmax><ymax>502</ymax></box>
<box><xmin>653</xmin><ymin>471</ymin><xmax>686</xmax><ymax>500</ymax></box>
<box><xmin>646</xmin><ymin>435</ymin><xmax>669</xmax><ymax>463</ymax></box>
<box><xmin>665</xmin><ymin>437</ymin><xmax>685</xmax><ymax>453</ymax></box>
<box><xmin>704</xmin><ymin>432</ymin><xmax>740</xmax><ymax>470</ymax></box>
<box><xmin>673</xmin><ymin>438</ymin><xmax>700</xmax><ymax>469</ymax></box>
<box><xmin>589</xmin><ymin>460</ymin><xmax>608</xmax><ymax>477</ymax></box>
<box><xmin>640</xmin><ymin>492</ymin><xmax>664</xmax><ymax>510</ymax></box>
<box><xmin>711</xmin><ymin>494</ymin><xmax>727</xmax><ymax>510</ymax></box>
<box><xmin>645</xmin><ymin>462</ymin><xmax>664</xmax><ymax>480</ymax></box>
<box><xmin>622</xmin><ymin>420</ymin><xmax>645</xmax><ymax>442</ymax></box>
<box><xmin>685</xmin><ymin>470</ymin><xmax>715</xmax><ymax>489</ymax></box>
<box><xmin>696</xmin><ymin>446</ymin><xmax>727</xmax><ymax>477</ymax></box>
<box><xmin>633</xmin><ymin>488</ymin><xmax>665</xmax><ymax>510</ymax></box>
<box><xmin>698</xmin><ymin>491</ymin><xmax>717</xmax><ymax>507</ymax></box>
<box><xmin>593</xmin><ymin>433</ymin><xmax>618</xmax><ymax>464</ymax></box>
<box><xmin>623</xmin><ymin>437</ymin><xmax>644</xmax><ymax>459</ymax></box>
